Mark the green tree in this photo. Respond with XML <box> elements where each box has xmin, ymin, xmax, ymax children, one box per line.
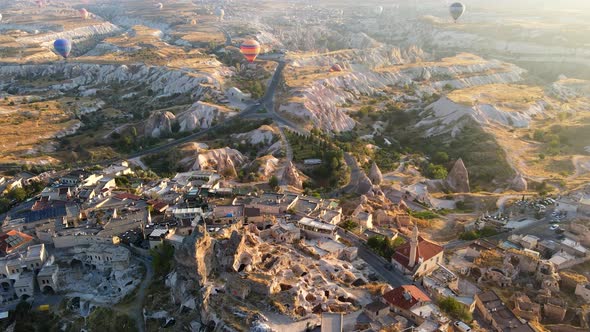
<box><xmin>150</xmin><ymin>242</ymin><xmax>175</xmax><ymax>276</ymax></box>
<box><xmin>438</xmin><ymin>296</ymin><xmax>472</xmax><ymax>322</ymax></box>
<box><xmin>367</xmin><ymin>236</ymin><xmax>396</xmax><ymax>260</ymax></box>
<box><xmin>0</xmin><ymin>198</ymin><xmax>11</xmax><ymax>213</ymax></box>
<box><xmin>268</xmin><ymin>175</ymin><xmax>279</xmax><ymax>189</ymax></box>
<box><xmin>340</xmin><ymin>219</ymin><xmax>358</xmax><ymax>232</ymax></box>
<box><xmin>432</xmin><ymin>151</ymin><xmax>449</xmax><ymax>164</ymax></box>
<box><xmin>171</xmin><ymin>121</ymin><xmax>181</xmax><ymax>133</ymax></box>
<box><xmin>8</xmin><ymin>187</ymin><xmax>27</xmax><ymax>202</ymax></box>
<box><xmin>427</xmin><ymin>163</ymin><xmax>448</xmax><ymax>179</ymax></box>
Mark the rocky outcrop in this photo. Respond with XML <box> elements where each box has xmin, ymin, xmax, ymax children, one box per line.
<box><xmin>145</xmin><ymin>111</ymin><xmax>176</xmax><ymax>138</ymax></box>
<box><xmin>177</xmin><ymin>102</ymin><xmax>237</xmax><ymax>132</ymax></box>
<box><xmin>191</xmin><ymin>147</ymin><xmax>247</xmax><ymax>177</ymax></box>
<box><xmin>446</xmin><ymin>159</ymin><xmax>470</xmax><ymax>193</ymax></box>
<box><xmin>283</xmin><ymin>161</ymin><xmax>303</xmax><ymax>189</ymax></box>
<box><xmin>356</xmin><ymin>172</ymin><xmax>374</xmax><ymax>195</ymax></box>
<box><xmin>16</xmin><ymin>22</ymin><xmax>122</xmax><ymax>45</ymax></box>
<box><xmin>283</xmin><ymin>52</ymin><xmax>524</xmax><ymax>132</ymax></box>
<box><xmin>368</xmin><ymin>162</ymin><xmax>383</xmax><ymax>185</ymax></box>
<box><xmin>511</xmin><ymin>174</ymin><xmax>528</xmax><ymax>192</ymax></box>
<box><xmin>0</xmin><ymin>62</ymin><xmax>229</xmax><ymax>99</ymax></box>
<box><xmin>255</xmin><ymin>155</ymin><xmax>279</xmax><ymax>180</ymax></box>
<box><xmin>418</xmin><ymin>96</ymin><xmax>549</xmax><ymax>137</ymax></box>
<box><xmin>233</xmin><ymin>125</ymin><xmax>278</xmax><ymax>146</ymax></box>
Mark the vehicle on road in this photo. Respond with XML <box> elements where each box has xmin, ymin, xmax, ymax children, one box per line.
<box><xmin>384</xmin><ymin>263</ymin><xmax>393</xmax><ymax>271</ymax></box>
<box><xmin>454</xmin><ymin>320</ymin><xmax>472</xmax><ymax>332</ymax></box>
<box><xmin>549</xmin><ymin>224</ymin><xmax>559</xmax><ymax>230</ymax></box>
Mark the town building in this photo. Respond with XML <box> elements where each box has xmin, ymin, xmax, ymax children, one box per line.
<box><xmin>296</xmin><ymin>217</ymin><xmax>338</xmax><ymax>240</ymax></box>
<box><xmin>391</xmin><ymin>224</ymin><xmax>444</xmax><ymax>279</ymax></box>
<box><xmin>382</xmin><ymin>285</ymin><xmax>441</xmax><ymax>327</ymax></box>
<box><xmin>475</xmin><ymin>291</ymin><xmax>535</xmax><ymax>332</ymax></box>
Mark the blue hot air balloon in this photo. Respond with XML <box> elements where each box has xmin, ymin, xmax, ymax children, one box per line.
<box><xmin>53</xmin><ymin>39</ymin><xmax>72</xmax><ymax>59</ymax></box>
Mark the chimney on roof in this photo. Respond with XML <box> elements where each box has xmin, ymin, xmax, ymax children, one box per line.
<box><xmin>402</xmin><ymin>290</ymin><xmax>412</xmax><ymax>301</ymax></box>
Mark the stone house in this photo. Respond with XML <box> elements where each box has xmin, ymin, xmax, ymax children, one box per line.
<box><xmin>13</xmin><ymin>275</ymin><xmax>34</xmax><ymax>299</ymax></box>
<box><xmin>352</xmin><ymin>211</ymin><xmax>373</xmax><ymax>230</ymax></box>
<box><xmin>511</xmin><ymin>293</ymin><xmax>540</xmax><ymax>321</ymax></box>
<box><xmin>475</xmin><ymin>291</ymin><xmax>535</xmax><ymax>332</ymax></box>
<box><xmin>364</xmin><ymin>300</ymin><xmax>389</xmax><ymax>321</ymax></box>
<box><xmin>575</xmin><ymin>283</ymin><xmax>590</xmax><ymax>303</ymax></box>
<box><xmin>37</xmin><ymin>264</ymin><xmax>59</xmax><ymax>293</ymax></box>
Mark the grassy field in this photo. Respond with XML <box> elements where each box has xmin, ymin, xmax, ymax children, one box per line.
<box><xmin>0</xmin><ymin>97</ymin><xmax>79</xmax><ymax>163</ymax></box>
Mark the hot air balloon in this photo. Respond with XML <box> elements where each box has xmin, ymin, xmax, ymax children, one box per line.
<box><xmin>215</xmin><ymin>8</ymin><xmax>224</xmax><ymax>21</ymax></box>
<box><xmin>53</xmin><ymin>39</ymin><xmax>72</xmax><ymax>59</ymax></box>
<box><xmin>329</xmin><ymin>64</ymin><xmax>343</xmax><ymax>72</ymax></box>
<box><xmin>240</xmin><ymin>39</ymin><xmax>260</xmax><ymax>63</ymax></box>
<box><xmin>155</xmin><ymin>2</ymin><xmax>163</xmax><ymax>10</ymax></box>
<box><xmin>79</xmin><ymin>8</ymin><xmax>89</xmax><ymax>19</ymax></box>
<box><xmin>373</xmin><ymin>6</ymin><xmax>383</xmax><ymax>16</ymax></box>
<box><xmin>449</xmin><ymin>2</ymin><xmax>465</xmax><ymax>22</ymax></box>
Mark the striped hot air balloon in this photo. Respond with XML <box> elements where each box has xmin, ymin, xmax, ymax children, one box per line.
<box><xmin>240</xmin><ymin>39</ymin><xmax>260</xmax><ymax>63</ymax></box>
<box><xmin>54</xmin><ymin>39</ymin><xmax>72</xmax><ymax>59</ymax></box>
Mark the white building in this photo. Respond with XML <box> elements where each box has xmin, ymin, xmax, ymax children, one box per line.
<box><xmin>37</xmin><ymin>264</ymin><xmax>59</xmax><ymax>293</ymax></box>
<box><xmin>297</xmin><ymin>217</ymin><xmax>338</xmax><ymax>240</ymax></box>
<box><xmin>148</xmin><ymin>228</ymin><xmax>169</xmax><ymax>249</ymax></box>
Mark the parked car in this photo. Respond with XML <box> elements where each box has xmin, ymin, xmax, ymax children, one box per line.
<box><xmin>454</xmin><ymin>321</ymin><xmax>472</xmax><ymax>332</ymax></box>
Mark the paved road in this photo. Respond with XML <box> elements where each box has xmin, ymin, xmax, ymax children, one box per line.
<box><xmin>329</xmin><ymin>153</ymin><xmax>365</xmax><ymax>198</ymax></box>
<box><xmin>338</xmin><ymin>230</ymin><xmax>411</xmax><ymax>287</ymax></box>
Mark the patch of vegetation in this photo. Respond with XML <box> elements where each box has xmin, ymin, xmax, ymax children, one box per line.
<box><xmin>142</xmin><ymin>149</ymin><xmax>184</xmax><ymax>178</ymax></box>
<box><xmin>2</xmin><ymin>301</ymin><xmax>61</xmax><ymax>332</ymax></box>
<box><xmin>424</xmin><ymin>163</ymin><xmax>448</xmax><ymax>179</ymax></box>
<box><xmin>206</xmin><ymin>118</ymin><xmax>272</xmax><ymax>140</ymax></box>
<box><xmin>268</xmin><ymin>175</ymin><xmax>279</xmax><ymax>190</ymax></box>
<box><xmin>438</xmin><ymin>296</ymin><xmax>473</xmax><ymax>322</ymax></box>
<box><xmin>87</xmin><ymin>307</ymin><xmax>137</xmax><ymax>332</ymax></box>
<box><xmin>532</xmin><ymin>123</ymin><xmax>590</xmax><ymax>156</ymax></box>
<box><xmin>150</xmin><ymin>242</ymin><xmax>175</xmax><ymax>277</ymax></box>
<box><xmin>287</xmin><ymin>130</ymin><xmax>347</xmax><ymax>189</ymax></box>
<box><xmin>409</xmin><ymin>210</ymin><xmax>440</xmax><ymax>220</ymax></box>
<box><xmin>458</xmin><ymin>227</ymin><xmax>499</xmax><ymax>240</ymax></box>
<box><xmin>546</xmin><ymin>159</ymin><xmax>575</xmax><ymax>176</ymax></box>
<box><xmin>340</xmin><ymin>219</ymin><xmax>358</xmax><ymax>232</ymax></box>
<box><xmin>367</xmin><ymin>235</ymin><xmax>396</xmax><ymax>260</ymax></box>
<box><xmin>0</xmin><ymin>180</ymin><xmax>46</xmax><ymax>214</ymax></box>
